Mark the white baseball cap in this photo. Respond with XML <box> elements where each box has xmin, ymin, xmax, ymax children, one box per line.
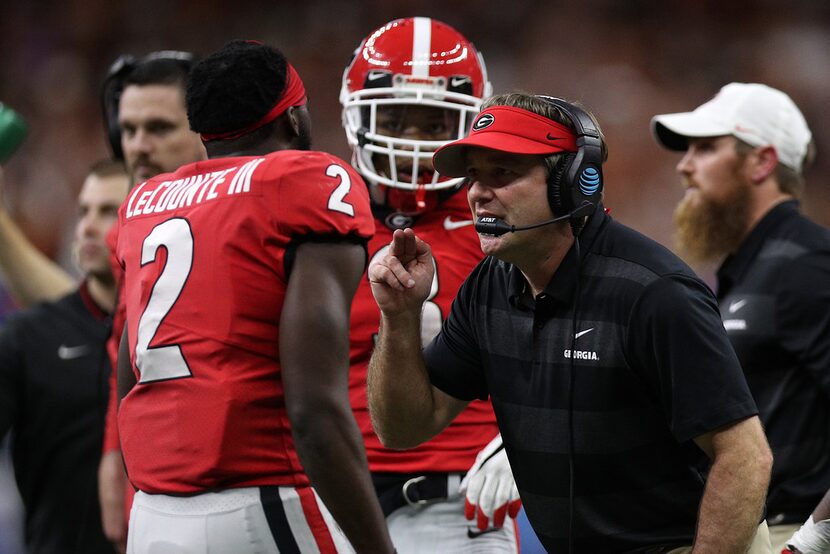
<box><xmin>651</xmin><ymin>83</ymin><xmax>812</xmax><ymax>172</ymax></box>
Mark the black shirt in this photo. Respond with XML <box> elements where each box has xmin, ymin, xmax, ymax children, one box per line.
<box><xmin>717</xmin><ymin>200</ymin><xmax>830</xmax><ymax>523</ymax></box>
<box><xmin>0</xmin><ymin>283</ymin><xmax>114</xmax><ymax>554</ymax></box>
<box><xmin>424</xmin><ymin>207</ymin><xmax>757</xmax><ymax>553</ymax></box>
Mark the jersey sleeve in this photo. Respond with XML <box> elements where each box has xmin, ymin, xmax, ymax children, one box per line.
<box><xmin>270</xmin><ymin>152</ymin><xmax>374</xmax><ymax>241</ymax></box>
<box><xmin>775</xmin><ymin>251</ymin><xmax>830</xmax><ymax>399</ymax></box>
<box><xmin>423</xmin><ymin>268</ymin><xmax>488</xmax><ymax>401</ymax></box>
<box><xmin>626</xmin><ymin>274</ymin><xmax>758</xmax><ymax>443</ymax></box>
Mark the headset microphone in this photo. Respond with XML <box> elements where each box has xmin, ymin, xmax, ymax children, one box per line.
<box><xmin>474</xmin><ymin>201</ymin><xmax>594</xmax><ymax>236</ymax></box>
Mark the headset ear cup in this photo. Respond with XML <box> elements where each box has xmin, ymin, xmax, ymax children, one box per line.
<box><xmin>548</xmin><ymin>153</ymin><xmax>574</xmax><ymax>216</ymax></box>
<box><xmin>100</xmin><ymin>55</ymin><xmax>135</xmax><ymax>161</ymax></box>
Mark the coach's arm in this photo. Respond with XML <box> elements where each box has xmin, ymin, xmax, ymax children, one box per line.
<box><xmin>692</xmin><ymin>415</ymin><xmax>772</xmax><ymax>553</ymax></box>
<box><xmin>367</xmin><ymin>228</ymin><xmax>469</xmax><ymax>449</ymax></box>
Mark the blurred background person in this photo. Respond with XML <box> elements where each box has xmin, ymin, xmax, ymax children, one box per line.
<box><xmin>652</xmin><ymin>82</ymin><xmax>830</xmax><ymax>553</ymax></box>
<box><xmin>0</xmin><ymin>53</ymin><xmax>206</xmax><ymax>309</ymax></box>
<box><xmin>0</xmin><ymin>159</ymin><xmax>128</xmax><ymax>554</ymax></box>
<box><xmin>0</xmin><ymin>52</ymin><xmax>206</xmax><ymax>552</ymax></box>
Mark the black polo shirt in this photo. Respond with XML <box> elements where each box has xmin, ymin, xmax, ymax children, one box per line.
<box><xmin>0</xmin><ymin>283</ymin><xmax>114</xmax><ymax>554</ymax></box>
<box><xmin>424</xmin><ymin>207</ymin><xmax>757</xmax><ymax>553</ymax></box>
<box><xmin>717</xmin><ymin>200</ymin><xmax>830</xmax><ymax>524</ymax></box>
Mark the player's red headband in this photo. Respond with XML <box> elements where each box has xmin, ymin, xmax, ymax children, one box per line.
<box><xmin>433</xmin><ymin>105</ymin><xmax>578</xmax><ymax>177</ymax></box>
<box><xmin>200</xmin><ymin>63</ymin><xmax>308</xmax><ymax>142</ymax></box>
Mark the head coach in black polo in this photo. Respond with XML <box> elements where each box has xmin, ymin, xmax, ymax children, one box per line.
<box><xmin>366</xmin><ymin>92</ymin><xmax>773</xmax><ymax>553</ymax></box>
<box><xmin>653</xmin><ymin>83</ymin><xmax>830</xmax><ymax>554</ymax></box>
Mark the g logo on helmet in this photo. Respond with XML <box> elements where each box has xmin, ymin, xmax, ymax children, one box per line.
<box><xmin>578</xmin><ymin>166</ymin><xmax>601</xmax><ymax>196</ymax></box>
<box><xmin>472</xmin><ymin>113</ymin><xmax>494</xmax><ymax>131</ymax></box>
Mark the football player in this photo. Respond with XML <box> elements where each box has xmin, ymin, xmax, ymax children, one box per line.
<box><xmin>116</xmin><ymin>40</ymin><xmax>393</xmax><ymax>553</ymax></box>
<box><xmin>340</xmin><ymin>17</ymin><xmax>521</xmax><ymax>552</ymax></box>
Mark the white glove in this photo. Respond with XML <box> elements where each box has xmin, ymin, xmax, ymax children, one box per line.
<box><xmin>459</xmin><ymin>434</ymin><xmax>522</xmax><ymax>531</ymax></box>
<box><xmin>786</xmin><ymin>516</ymin><xmax>830</xmax><ymax>554</ymax></box>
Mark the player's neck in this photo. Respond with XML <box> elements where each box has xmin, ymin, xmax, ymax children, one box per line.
<box><xmin>86</xmin><ymin>275</ymin><xmax>116</xmax><ymax>313</ymax></box>
<box><xmin>206</xmin><ymin>134</ymin><xmax>291</xmax><ymax>159</ymax></box>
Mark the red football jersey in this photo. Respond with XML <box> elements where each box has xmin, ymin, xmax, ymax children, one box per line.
<box><xmin>350</xmin><ymin>190</ymin><xmax>499</xmax><ymax>473</ymax></box>
<box><xmin>115</xmin><ymin>151</ymin><xmax>374</xmax><ymax>494</ymax></box>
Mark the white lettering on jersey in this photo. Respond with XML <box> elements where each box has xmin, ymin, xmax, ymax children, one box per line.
<box><xmin>563</xmin><ymin>349</ymin><xmax>599</xmax><ymax>361</ymax></box>
<box><xmin>723</xmin><ymin>319</ymin><xmax>747</xmax><ymax>331</ymax></box>
<box><xmin>126</xmin><ymin>163</ymin><xmax>258</xmax><ymax>219</ymax></box>
<box><xmin>228</xmin><ymin>159</ymin><xmax>265</xmax><ymax>195</ymax></box>
<box><xmin>124</xmin><ymin>181</ymin><xmax>149</xmax><ymax>218</ymax></box>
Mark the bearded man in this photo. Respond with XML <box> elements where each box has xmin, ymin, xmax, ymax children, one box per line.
<box><xmin>653</xmin><ymin>82</ymin><xmax>830</xmax><ymax>554</ymax></box>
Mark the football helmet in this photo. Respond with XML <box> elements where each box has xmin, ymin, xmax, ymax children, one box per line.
<box><xmin>341</xmin><ymin>17</ymin><xmax>491</xmax><ymax>201</ymax></box>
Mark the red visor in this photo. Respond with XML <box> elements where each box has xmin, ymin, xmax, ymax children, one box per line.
<box><xmin>200</xmin><ymin>63</ymin><xmax>307</xmax><ymax>142</ymax></box>
<box><xmin>432</xmin><ymin>105</ymin><xmax>578</xmax><ymax>177</ymax></box>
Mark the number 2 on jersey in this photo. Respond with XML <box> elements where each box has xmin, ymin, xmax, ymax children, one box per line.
<box><xmin>326</xmin><ymin>164</ymin><xmax>355</xmax><ymax>216</ymax></box>
<box><xmin>135</xmin><ymin>218</ymin><xmax>194</xmax><ymax>383</ymax></box>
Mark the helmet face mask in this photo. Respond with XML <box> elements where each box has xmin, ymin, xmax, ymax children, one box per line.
<box><xmin>341</xmin><ymin>17</ymin><xmax>491</xmax><ymax>211</ymax></box>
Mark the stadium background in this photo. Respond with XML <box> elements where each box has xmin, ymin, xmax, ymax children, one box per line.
<box><xmin>1</xmin><ymin>1</ymin><xmax>829</xmax><ymax>551</ymax></box>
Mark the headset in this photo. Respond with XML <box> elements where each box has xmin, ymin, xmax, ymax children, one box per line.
<box><xmin>539</xmin><ymin>96</ymin><xmax>604</xmax><ymax>223</ymax></box>
<box><xmin>100</xmin><ymin>50</ymin><xmax>195</xmax><ymax>160</ymax></box>
<box><xmin>473</xmin><ymin>96</ymin><xmax>604</xmax><ymax>238</ymax></box>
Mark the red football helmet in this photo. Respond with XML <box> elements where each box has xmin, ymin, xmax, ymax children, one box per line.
<box><xmin>341</xmin><ymin>17</ymin><xmax>491</xmax><ymax>203</ymax></box>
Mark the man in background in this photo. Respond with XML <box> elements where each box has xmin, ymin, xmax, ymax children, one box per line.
<box><xmin>0</xmin><ymin>160</ymin><xmax>128</xmax><ymax>553</ymax></box>
<box><xmin>0</xmin><ymin>52</ymin><xmax>206</xmax><ymax>551</ymax></box>
<box><xmin>0</xmin><ymin>53</ymin><xmax>205</xmax><ymax>307</ymax></box>
<box><xmin>652</xmin><ymin>82</ymin><xmax>830</xmax><ymax>552</ymax></box>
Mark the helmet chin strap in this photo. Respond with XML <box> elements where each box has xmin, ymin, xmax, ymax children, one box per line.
<box><xmin>384</xmin><ymin>185</ymin><xmax>439</xmax><ymax>215</ymax></box>
<box><xmin>415</xmin><ymin>183</ymin><xmax>427</xmax><ymax>211</ymax></box>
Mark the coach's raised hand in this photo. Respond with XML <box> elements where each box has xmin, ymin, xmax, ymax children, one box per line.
<box><xmin>369</xmin><ymin>228</ymin><xmax>434</xmax><ymax>316</ymax></box>
<box><xmin>368</xmin><ymin>228</ymin><xmax>468</xmax><ymax>450</ymax></box>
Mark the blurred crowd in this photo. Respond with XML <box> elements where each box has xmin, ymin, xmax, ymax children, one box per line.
<box><xmin>1</xmin><ymin>0</ymin><xmax>829</xmax><ymax>280</ymax></box>
<box><xmin>1</xmin><ymin>0</ymin><xmax>829</xmax><ymax>551</ymax></box>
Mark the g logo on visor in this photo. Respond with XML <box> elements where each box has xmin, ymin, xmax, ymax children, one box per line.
<box><xmin>472</xmin><ymin>113</ymin><xmax>494</xmax><ymax>131</ymax></box>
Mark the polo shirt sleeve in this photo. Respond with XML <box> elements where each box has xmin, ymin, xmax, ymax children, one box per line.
<box><xmin>626</xmin><ymin>273</ymin><xmax>758</xmax><ymax>443</ymax></box>
<box><xmin>423</xmin><ymin>277</ymin><xmax>488</xmax><ymax>401</ymax></box>
<box><xmin>0</xmin><ymin>316</ymin><xmax>23</xmax><ymax>437</ymax></box>
<box><xmin>775</xmin><ymin>251</ymin><xmax>830</xmax><ymax>399</ymax></box>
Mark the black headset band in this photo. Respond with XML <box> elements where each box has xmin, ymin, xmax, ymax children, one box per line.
<box><xmin>535</xmin><ymin>95</ymin><xmax>600</xmax><ymax>142</ymax></box>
